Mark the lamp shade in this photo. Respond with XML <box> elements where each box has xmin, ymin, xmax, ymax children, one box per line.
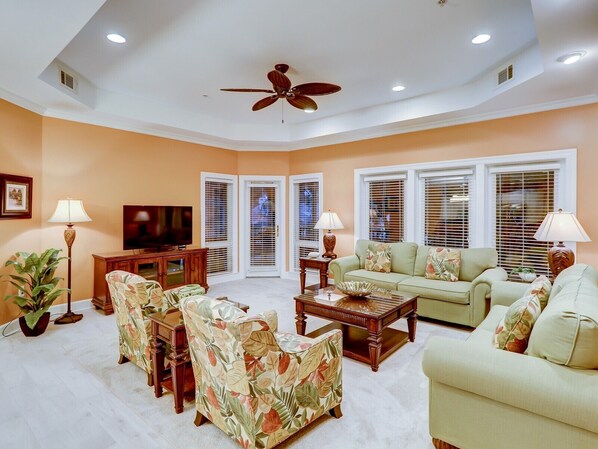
<box><xmin>533</xmin><ymin>209</ymin><xmax>590</xmax><ymax>243</ymax></box>
<box><xmin>314</xmin><ymin>211</ymin><xmax>344</xmax><ymax>230</ymax></box>
<box><xmin>48</xmin><ymin>199</ymin><xmax>92</xmax><ymax>224</ymax></box>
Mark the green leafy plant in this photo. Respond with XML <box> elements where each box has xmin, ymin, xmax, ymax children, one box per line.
<box><xmin>3</xmin><ymin>248</ymin><xmax>69</xmax><ymax>329</ymax></box>
<box><xmin>510</xmin><ymin>267</ymin><xmax>536</xmax><ymax>275</ymax></box>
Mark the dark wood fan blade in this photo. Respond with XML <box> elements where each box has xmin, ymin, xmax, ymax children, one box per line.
<box><xmin>252</xmin><ymin>95</ymin><xmax>279</xmax><ymax>111</ymax></box>
<box><xmin>221</xmin><ymin>88</ymin><xmax>276</xmax><ymax>93</ymax></box>
<box><xmin>268</xmin><ymin>70</ymin><xmax>291</xmax><ymax>91</ymax></box>
<box><xmin>287</xmin><ymin>95</ymin><xmax>318</xmax><ymax>111</ymax></box>
<box><xmin>293</xmin><ymin>83</ymin><xmax>341</xmax><ymax>96</ymax></box>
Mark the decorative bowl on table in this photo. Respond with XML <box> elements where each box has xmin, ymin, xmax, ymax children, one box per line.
<box><xmin>335</xmin><ymin>281</ymin><xmax>376</xmax><ymax>298</ymax></box>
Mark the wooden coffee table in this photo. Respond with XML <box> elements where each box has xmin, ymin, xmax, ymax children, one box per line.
<box><xmin>148</xmin><ymin>298</ymin><xmax>249</xmax><ymax>413</ymax></box>
<box><xmin>294</xmin><ymin>287</ymin><xmax>418</xmax><ymax>372</ymax></box>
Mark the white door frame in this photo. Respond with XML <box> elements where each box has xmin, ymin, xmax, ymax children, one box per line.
<box><xmin>239</xmin><ymin>175</ymin><xmax>286</xmax><ymax>277</ymax></box>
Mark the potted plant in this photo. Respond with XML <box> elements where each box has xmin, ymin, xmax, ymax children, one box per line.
<box><xmin>511</xmin><ymin>267</ymin><xmax>537</xmax><ymax>283</ymax></box>
<box><xmin>3</xmin><ymin>248</ymin><xmax>69</xmax><ymax>336</ymax></box>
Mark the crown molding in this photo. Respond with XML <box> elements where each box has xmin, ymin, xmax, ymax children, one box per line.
<box><xmin>11</xmin><ymin>93</ymin><xmax>598</xmax><ymax>152</ymax></box>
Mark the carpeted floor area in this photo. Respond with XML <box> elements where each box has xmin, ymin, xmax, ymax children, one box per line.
<box><xmin>0</xmin><ymin>278</ymin><xmax>469</xmax><ymax>449</ymax></box>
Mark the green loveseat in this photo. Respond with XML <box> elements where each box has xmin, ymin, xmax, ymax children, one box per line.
<box><xmin>423</xmin><ymin>264</ymin><xmax>598</xmax><ymax>449</ymax></box>
<box><xmin>328</xmin><ymin>240</ymin><xmax>507</xmax><ymax>327</ymax></box>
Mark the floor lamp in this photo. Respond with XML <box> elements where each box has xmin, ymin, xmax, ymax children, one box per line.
<box><xmin>49</xmin><ymin>199</ymin><xmax>92</xmax><ymax>324</ymax></box>
<box><xmin>534</xmin><ymin>209</ymin><xmax>591</xmax><ymax>278</ymax></box>
<box><xmin>314</xmin><ymin>211</ymin><xmax>344</xmax><ymax>259</ymax></box>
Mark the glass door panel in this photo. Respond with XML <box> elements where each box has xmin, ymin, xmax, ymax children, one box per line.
<box><xmin>247</xmin><ymin>183</ymin><xmax>279</xmax><ymax>276</ymax></box>
<box><xmin>135</xmin><ymin>259</ymin><xmax>160</xmax><ymax>281</ymax></box>
<box><xmin>164</xmin><ymin>257</ymin><xmax>186</xmax><ymax>287</ymax></box>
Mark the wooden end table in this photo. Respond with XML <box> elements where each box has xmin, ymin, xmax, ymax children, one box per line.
<box><xmin>294</xmin><ymin>287</ymin><xmax>417</xmax><ymax>372</ymax></box>
<box><xmin>148</xmin><ymin>299</ymin><xmax>249</xmax><ymax>413</ymax></box>
<box><xmin>299</xmin><ymin>256</ymin><xmax>331</xmax><ymax>293</ymax></box>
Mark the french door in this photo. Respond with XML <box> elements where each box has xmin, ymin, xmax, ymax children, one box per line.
<box><xmin>241</xmin><ymin>177</ymin><xmax>285</xmax><ymax>277</ymax></box>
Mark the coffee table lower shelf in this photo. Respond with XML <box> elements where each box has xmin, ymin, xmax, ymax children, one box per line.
<box><xmin>306</xmin><ymin>322</ymin><xmax>410</xmax><ymax>367</ymax></box>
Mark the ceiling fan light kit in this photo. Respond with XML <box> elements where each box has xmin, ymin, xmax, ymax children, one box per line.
<box><xmin>221</xmin><ymin>63</ymin><xmax>341</xmax><ymax>113</ymax></box>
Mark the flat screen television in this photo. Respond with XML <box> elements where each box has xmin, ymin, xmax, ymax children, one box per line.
<box><xmin>123</xmin><ymin>205</ymin><xmax>192</xmax><ymax>250</ymax></box>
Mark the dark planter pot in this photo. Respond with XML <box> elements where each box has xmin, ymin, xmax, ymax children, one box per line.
<box><xmin>19</xmin><ymin>312</ymin><xmax>51</xmax><ymax>337</ymax></box>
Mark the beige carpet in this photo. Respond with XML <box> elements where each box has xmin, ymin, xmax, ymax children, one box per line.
<box><xmin>0</xmin><ymin>278</ymin><xmax>469</xmax><ymax>449</ymax></box>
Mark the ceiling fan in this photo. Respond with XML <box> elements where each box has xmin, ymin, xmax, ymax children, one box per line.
<box><xmin>221</xmin><ymin>64</ymin><xmax>341</xmax><ymax>112</ymax></box>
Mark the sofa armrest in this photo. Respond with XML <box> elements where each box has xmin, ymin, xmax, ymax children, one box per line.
<box><xmin>490</xmin><ymin>280</ymin><xmax>528</xmax><ymax>308</ymax></box>
<box><xmin>468</xmin><ymin>268</ymin><xmax>508</xmax><ymax>326</ymax></box>
<box><xmin>328</xmin><ymin>255</ymin><xmax>360</xmax><ymax>283</ymax></box>
<box><xmin>422</xmin><ymin>336</ymin><xmax>598</xmax><ymax>434</ymax></box>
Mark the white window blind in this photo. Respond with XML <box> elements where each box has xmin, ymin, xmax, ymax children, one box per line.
<box><xmin>292</xmin><ymin>180</ymin><xmax>321</xmax><ymax>271</ymax></box>
<box><xmin>367</xmin><ymin>177</ymin><xmax>405</xmax><ymax>243</ymax></box>
<box><xmin>495</xmin><ymin>169</ymin><xmax>556</xmax><ymax>277</ymax></box>
<box><xmin>249</xmin><ymin>185</ymin><xmax>276</xmax><ymax>268</ymax></box>
<box><xmin>204</xmin><ymin>180</ymin><xmax>233</xmax><ymax>275</ymax></box>
<box><xmin>422</xmin><ymin>173</ymin><xmax>472</xmax><ymax>248</ymax></box>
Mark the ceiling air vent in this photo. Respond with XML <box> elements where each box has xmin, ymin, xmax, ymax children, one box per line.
<box><xmin>59</xmin><ymin>69</ymin><xmax>77</xmax><ymax>91</ymax></box>
<box><xmin>497</xmin><ymin>64</ymin><xmax>513</xmax><ymax>86</ymax></box>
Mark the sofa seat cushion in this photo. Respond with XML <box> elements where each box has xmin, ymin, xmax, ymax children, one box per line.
<box><xmin>398</xmin><ymin>277</ymin><xmax>471</xmax><ymax>305</ymax></box>
<box><xmin>344</xmin><ymin>270</ymin><xmax>411</xmax><ymax>291</ymax></box>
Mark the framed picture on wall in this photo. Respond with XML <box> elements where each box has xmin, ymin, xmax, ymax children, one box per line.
<box><xmin>0</xmin><ymin>173</ymin><xmax>33</xmax><ymax>219</ymax></box>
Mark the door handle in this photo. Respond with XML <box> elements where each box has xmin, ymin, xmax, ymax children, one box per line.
<box><xmin>276</xmin><ymin>225</ymin><xmax>279</xmax><ymax>237</ymax></box>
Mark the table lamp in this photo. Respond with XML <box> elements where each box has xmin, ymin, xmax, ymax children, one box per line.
<box><xmin>48</xmin><ymin>199</ymin><xmax>92</xmax><ymax>324</ymax></box>
<box><xmin>533</xmin><ymin>209</ymin><xmax>590</xmax><ymax>278</ymax></box>
<box><xmin>314</xmin><ymin>211</ymin><xmax>344</xmax><ymax>259</ymax></box>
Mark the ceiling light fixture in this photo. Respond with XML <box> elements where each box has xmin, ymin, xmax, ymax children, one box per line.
<box><xmin>472</xmin><ymin>34</ymin><xmax>491</xmax><ymax>45</ymax></box>
<box><xmin>106</xmin><ymin>33</ymin><xmax>126</xmax><ymax>44</ymax></box>
<box><xmin>557</xmin><ymin>51</ymin><xmax>586</xmax><ymax>65</ymax></box>
<box><xmin>392</xmin><ymin>85</ymin><xmax>405</xmax><ymax>92</ymax></box>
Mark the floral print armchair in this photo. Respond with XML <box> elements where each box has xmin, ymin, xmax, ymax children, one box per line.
<box><xmin>180</xmin><ymin>295</ymin><xmax>343</xmax><ymax>449</ymax></box>
<box><xmin>105</xmin><ymin>270</ymin><xmax>205</xmax><ymax>385</ymax></box>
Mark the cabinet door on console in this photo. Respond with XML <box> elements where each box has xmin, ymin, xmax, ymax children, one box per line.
<box><xmin>133</xmin><ymin>258</ymin><xmax>161</xmax><ymax>282</ymax></box>
<box><xmin>162</xmin><ymin>255</ymin><xmax>189</xmax><ymax>289</ymax></box>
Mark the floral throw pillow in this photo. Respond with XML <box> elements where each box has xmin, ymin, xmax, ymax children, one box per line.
<box><xmin>494</xmin><ymin>293</ymin><xmax>542</xmax><ymax>353</ymax></box>
<box><xmin>425</xmin><ymin>247</ymin><xmax>461</xmax><ymax>282</ymax></box>
<box><xmin>524</xmin><ymin>275</ymin><xmax>552</xmax><ymax>310</ymax></box>
<box><xmin>365</xmin><ymin>243</ymin><xmax>391</xmax><ymax>273</ymax></box>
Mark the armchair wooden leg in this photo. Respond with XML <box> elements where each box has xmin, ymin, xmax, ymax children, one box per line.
<box><xmin>194</xmin><ymin>411</ymin><xmax>207</xmax><ymax>427</ymax></box>
<box><xmin>432</xmin><ymin>438</ymin><xmax>459</xmax><ymax>449</ymax></box>
<box><xmin>147</xmin><ymin>372</ymin><xmax>154</xmax><ymax>387</ymax></box>
<box><xmin>329</xmin><ymin>404</ymin><xmax>342</xmax><ymax>419</ymax></box>
<box><xmin>118</xmin><ymin>354</ymin><xmax>129</xmax><ymax>364</ymax></box>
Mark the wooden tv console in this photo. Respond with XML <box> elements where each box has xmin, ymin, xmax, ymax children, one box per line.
<box><xmin>92</xmin><ymin>247</ymin><xmax>208</xmax><ymax>315</ymax></box>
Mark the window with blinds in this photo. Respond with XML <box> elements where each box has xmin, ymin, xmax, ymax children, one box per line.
<box><xmin>292</xmin><ymin>180</ymin><xmax>321</xmax><ymax>271</ymax></box>
<box><xmin>495</xmin><ymin>169</ymin><xmax>556</xmax><ymax>277</ymax></box>
<box><xmin>204</xmin><ymin>179</ymin><xmax>233</xmax><ymax>275</ymax></box>
<box><xmin>422</xmin><ymin>171</ymin><xmax>472</xmax><ymax>248</ymax></box>
<box><xmin>366</xmin><ymin>175</ymin><xmax>405</xmax><ymax>243</ymax></box>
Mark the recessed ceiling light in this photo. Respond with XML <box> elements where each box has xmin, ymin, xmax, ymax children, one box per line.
<box><xmin>392</xmin><ymin>85</ymin><xmax>405</xmax><ymax>92</ymax></box>
<box><xmin>472</xmin><ymin>34</ymin><xmax>491</xmax><ymax>45</ymax></box>
<box><xmin>107</xmin><ymin>33</ymin><xmax>126</xmax><ymax>44</ymax></box>
<box><xmin>304</xmin><ymin>108</ymin><xmax>315</xmax><ymax>114</ymax></box>
<box><xmin>557</xmin><ymin>51</ymin><xmax>586</xmax><ymax>65</ymax></box>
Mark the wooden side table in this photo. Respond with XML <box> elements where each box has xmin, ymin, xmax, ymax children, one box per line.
<box><xmin>148</xmin><ymin>299</ymin><xmax>249</xmax><ymax>414</ymax></box>
<box><xmin>299</xmin><ymin>256</ymin><xmax>331</xmax><ymax>294</ymax></box>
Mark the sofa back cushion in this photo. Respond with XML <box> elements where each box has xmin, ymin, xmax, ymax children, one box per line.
<box><xmin>527</xmin><ymin>279</ymin><xmax>598</xmax><ymax>369</ymax></box>
<box><xmin>355</xmin><ymin>240</ymin><xmax>417</xmax><ymax>275</ymax></box>
<box><xmin>414</xmin><ymin>246</ymin><xmax>498</xmax><ymax>281</ymax></box>
<box><xmin>551</xmin><ymin>263</ymin><xmax>598</xmax><ymax>298</ymax></box>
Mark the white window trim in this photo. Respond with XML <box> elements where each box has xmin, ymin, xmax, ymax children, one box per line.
<box><xmin>239</xmin><ymin>175</ymin><xmax>287</xmax><ymax>278</ymax></box>
<box><xmin>200</xmin><ymin>172</ymin><xmax>240</xmax><ymax>283</ymax></box>
<box><xmin>288</xmin><ymin>173</ymin><xmax>324</xmax><ymax>276</ymax></box>
<box><xmin>355</xmin><ymin>149</ymin><xmax>577</xmax><ymax>249</ymax></box>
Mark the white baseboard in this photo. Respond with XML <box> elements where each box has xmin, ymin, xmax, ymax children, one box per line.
<box><xmin>207</xmin><ymin>272</ymin><xmax>244</xmax><ymax>285</ymax></box>
<box><xmin>0</xmin><ymin>298</ymin><xmax>93</xmax><ymax>335</ymax></box>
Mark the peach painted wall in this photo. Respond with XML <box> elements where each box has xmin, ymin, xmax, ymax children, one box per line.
<box><xmin>290</xmin><ymin>103</ymin><xmax>598</xmax><ymax>266</ymax></box>
<box><xmin>0</xmin><ymin>100</ymin><xmax>43</xmax><ymax>325</ymax></box>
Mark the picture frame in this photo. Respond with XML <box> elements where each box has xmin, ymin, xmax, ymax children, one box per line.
<box><xmin>0</xmin><ymin>173</ymin><xmax>33</xmax><ymax>219</ymax></box>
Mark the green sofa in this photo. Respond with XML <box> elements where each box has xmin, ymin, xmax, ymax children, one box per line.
<box><xmin>422</xmin><ymin>264</ymin><xmax>598</xmax><ymax>449</ymax></box>
<box><xmin>329</xmin><ymin>240</ymin><xmax>507</xmax><ymax>327</ymax></box>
